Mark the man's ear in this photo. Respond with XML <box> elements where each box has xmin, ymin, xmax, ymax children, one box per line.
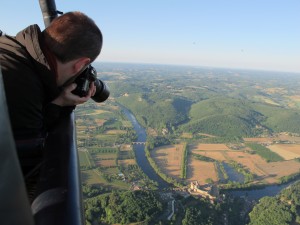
<box><xmin>73</xmin><ymin>57</ymin><xmax>91</xmax><ymax>74</ymax></box>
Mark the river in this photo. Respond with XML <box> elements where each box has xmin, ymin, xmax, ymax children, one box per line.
<box><xmin>121</xmin><ymin>107</ymin><xmax>170</xmax><ymax>189</ymax></box>
<box><xmin>225</xmin><ymin>182</ymin><xmax>296</xmax><ymax>200</ymax></box>
<box><xmin>121</xmin><ymin>106</ymin><xmax>297</xmax><ymax>200</ymax></box>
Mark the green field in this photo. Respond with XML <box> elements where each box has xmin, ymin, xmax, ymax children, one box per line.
<box><xmin>81</xmin><ymin>169</ymin><xmax>130</xmax><ymax>189</ymax></box>
<box><xmin>78</xmin><ymin>151</ymin><xmax>92</xmax><ymax>167</ymax></box>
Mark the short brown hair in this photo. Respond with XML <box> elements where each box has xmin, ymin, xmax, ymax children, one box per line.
<box><xmin>43</xmin><ymin>11</ymin><xmax>102</xmax><ymax>63</ymax></box>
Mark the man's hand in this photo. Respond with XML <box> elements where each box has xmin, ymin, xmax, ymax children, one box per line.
<box><xmin>52</xmin><ymin>82</ymin><xmax>96</xmax><ymax>106</ymax></box>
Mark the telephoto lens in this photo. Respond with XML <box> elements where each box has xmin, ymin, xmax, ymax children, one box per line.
<box><xmin>72</xmin><ymin>65</ymin><xmax>110</xmax><ymax>102</ymax></box>
<box><xmin>92</xmin><ymin>78</ymin><xmax>110</xmax><ymax>102</ymax></box>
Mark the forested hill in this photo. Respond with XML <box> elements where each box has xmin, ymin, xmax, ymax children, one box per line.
<box><xmin>248</xmin><ymin>181</ymin><xmax>300</xmax><ymax>225</ymax></box>
<box><xmin>180</xmin><ymin>97</ymin><xmax>300</xmax><ymax>137</ymax></box>
<box><xmin>99</xmin><ymin>63</ymin><xmax>300</xmax><ymax>137</ymax></box>
<box><xmin>84</xmin><ymin>190</ymin><xmax>163</xmax><ymax>225</ymax></box>
<box><xmin>117</xmin><ymin>92</ymin><xmax>192</xmax><ymax>131</ymax></box>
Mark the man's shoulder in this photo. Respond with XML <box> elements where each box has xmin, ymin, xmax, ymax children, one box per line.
<box><xmin>15</xmin><ymin>24</ymin><xmax>41</xmax><ymax>46</ymax></box>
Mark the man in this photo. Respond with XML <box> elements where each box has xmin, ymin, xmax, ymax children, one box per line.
<box><xmin>0</xmin><ymin>11</ymin><xmax>102</xmax><ymax>144</ymax></box>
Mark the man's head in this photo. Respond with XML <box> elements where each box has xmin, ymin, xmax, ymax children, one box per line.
<box><xmin>43</xmin><ymin>12</ymin><xmax>103</xmax><ymax>86</ymax></box>
<box><xmin>43</xmin><ymin>11</ymin><xmax>102</xmax><ymax>63</ymax></box>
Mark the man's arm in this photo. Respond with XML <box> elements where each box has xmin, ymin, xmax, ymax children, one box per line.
<box><xmin>44</xmin><ymin>82</ymin><xmax>96</xmax><ymax>130</ymax></box>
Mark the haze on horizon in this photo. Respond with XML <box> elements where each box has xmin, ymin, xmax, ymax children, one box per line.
<box><xmin>1</xmin><ymin>0</ymin><xmax>299</xmax><ymax>73</ymax></box>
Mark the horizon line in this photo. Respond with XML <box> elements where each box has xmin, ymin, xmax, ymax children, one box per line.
<box><xmin>94</xmin><ymin>60</ymin><xmax>300</xmax><ymax>75</ymax></box>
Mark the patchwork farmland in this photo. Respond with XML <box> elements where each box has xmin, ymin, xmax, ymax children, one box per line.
<box><xmin>149</xmin><ymin>139</ymin><xmax>300</xmax><ymax>187</ymax></box>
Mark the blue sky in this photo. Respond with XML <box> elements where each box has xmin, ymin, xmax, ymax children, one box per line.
<box><xmin>1</xmin><ymin>1</ymin><xmax>299</xmax><ymax>73</ymax></box>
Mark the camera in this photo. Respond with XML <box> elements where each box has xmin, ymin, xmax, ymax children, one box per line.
<box><xmin>72</xmin><ymin>65</ymin><xmax>109</xmax><ymax>102</ymax></box>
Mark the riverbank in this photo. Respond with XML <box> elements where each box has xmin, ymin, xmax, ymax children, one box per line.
<box><xmin>120</xmin><ymin>106</ymin><xmax>170</xmax><ymax>189</ymax></box>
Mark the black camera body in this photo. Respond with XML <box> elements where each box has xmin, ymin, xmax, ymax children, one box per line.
<box><xmin>72</xmin><ymin>65</ymin><xmax>109</xmax><ymax>102</ymax></box>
